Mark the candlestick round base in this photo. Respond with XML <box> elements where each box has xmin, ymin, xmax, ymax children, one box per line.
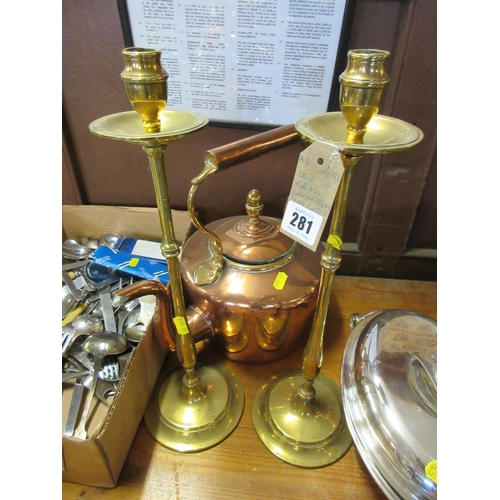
<box><xmin>144</xmin><ymin>364</ymin><xmax>244</xmax><ymax>452</ymax></box>
<box><xmin>252</xmin><ymin>369</ymin><xmax>352</xmax><ymax>468</ymax></box>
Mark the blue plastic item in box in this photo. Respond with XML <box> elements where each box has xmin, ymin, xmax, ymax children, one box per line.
<box><xmin>119</xmin><ymin>237</ymin><xmax>165</xmax><ymax>263</ymax></box>
<box><xmin>92</xmin><ymin>245</ymin><xmax>169</xmax><ymax>284</ymax></box>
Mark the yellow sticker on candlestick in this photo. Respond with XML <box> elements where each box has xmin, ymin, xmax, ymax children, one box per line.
<box><xmin>129</xmin><ymin>257</ymin><xmax>140</xmax><ymax>267</ymax></box>
<box><xmin>173</xmin><ymin>316</ymin><xmax>190</xmax><ymax>335</ymax></box>
<box><xmin>273</xmin><ymin>272</ymin><xmax>288</xmax><ymax>290</ymax></box>
<box><xmin>425</xmin><ymin>459</ymin><xmax>437</xmax><ymax>484</ymax></box>
<box><xmin>327</xmin><ymin>234</ymin><xmax>343</xmax><ymax>250</ymax></box>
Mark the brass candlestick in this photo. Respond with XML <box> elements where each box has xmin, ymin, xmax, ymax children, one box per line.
<box><xmin>252</xmin><ymin>49</ymin><xmax>424</xmax><ymax>468</ymax></box>
<box><xmin>90</xmin><ymin>47</ymin><xmax>244</xmax><ymax>452</ymax></box>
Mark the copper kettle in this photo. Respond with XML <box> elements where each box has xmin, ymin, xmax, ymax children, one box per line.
<box><xmin>114</xmin><ymin>125</ymin><xmax>323</xmax><ymax>363</ymax></box>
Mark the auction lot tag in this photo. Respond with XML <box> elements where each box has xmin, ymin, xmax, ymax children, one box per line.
<box><xmin>281</xmin><ymin>141</ymin><xmax>344</xmax><ymax>251</ymax></box>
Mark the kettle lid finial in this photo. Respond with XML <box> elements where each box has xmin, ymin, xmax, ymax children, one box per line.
<box><xmin>246</xmin><ymin>189</ymin><xmax>264</xmax><ymax>223</ymax></box>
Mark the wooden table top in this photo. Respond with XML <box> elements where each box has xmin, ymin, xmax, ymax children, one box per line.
<box><xmin>62</xmin><ymin>275</ymin><xmax>437</xmax><ymax>499</ymax></box>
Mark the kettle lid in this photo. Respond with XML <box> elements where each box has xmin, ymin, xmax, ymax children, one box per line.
<box><xmin>212</xmin><ymin>189</ymin><xmax>295</xmax><ymax>266</ymax></box>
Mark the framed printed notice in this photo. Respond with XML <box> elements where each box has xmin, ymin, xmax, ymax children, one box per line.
<box><xmin>118</xmin><ymin>0</ymin><xmax>353</xmax><ymax>128</ymax></box>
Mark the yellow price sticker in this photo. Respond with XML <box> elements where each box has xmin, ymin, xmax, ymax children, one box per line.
<box><xmin>327</xmin><ymin>234</ymin><xmax>343</xmax><ymax>250</ymax></box>
<box><xmin>173</xmin><ymin>316</ymin><xmax>190</xmax><ymax>335</ymax></box>
<box><xmin>129</xmin><ymin>257</ymin><xmax>140</xmax><ymax>267</ymax></box>
<box><xmin>273</xmin><ymin>272</ymin><xmax>288</xmax><ymax>290</ymax></box>
<box><xmin>425</xmin><ymin>459</ymin><xmax>437</xmax><ymax>484</ymax></box>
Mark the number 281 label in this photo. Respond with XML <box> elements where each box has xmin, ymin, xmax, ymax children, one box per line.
<box><xmin>281</xmin><ymin>200</ymin><xmax>323</xmax><ymax>250</ymax></box>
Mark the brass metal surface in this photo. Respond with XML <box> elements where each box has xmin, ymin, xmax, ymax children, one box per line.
<box><xmin>252</xmin><ymin>49</ymin><xmax>424</xmax><ymax>468</ymax></box>
<box><xmin>301</xmin><ymin>155</ymin><xmax>360</xmax><ymax>382</ymax></box>
<box><xmin>121</xmin><ymin>47</ymin><xmax>168</xmax><ymax>133</ymax></box>
<box><xmin>295</xmin><ymin>113</ymin><xmax>423</xmax><ymax>154</ymax></box>
<box><xmin>252</xmin><ymin>370</ymin><xmax>352</xmax><ymax>468</ymax></box>
<box><xmin>89</xmin><ymin>109</ymin><xmax>209</xmax><ymax>146</ymax></box>
<box><xmin>90</xmin><ymin>47</ymin><xmax>243</xmax><ymax>452</ymax></box>
<box><xmin>338</xmin><ymin>49</ymin><xmax>390</xmax><ymax>144</ymax></box>
<box><xmin>144</xmin><ymin>364</ymin><xmax>244</xmax><ymax>452</ymax></box>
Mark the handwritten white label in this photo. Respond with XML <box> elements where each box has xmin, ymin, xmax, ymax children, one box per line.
<box><xmin>281</xmin><ymin>141</ymin><xmax>344</xmax><ymax>251</ymax></box>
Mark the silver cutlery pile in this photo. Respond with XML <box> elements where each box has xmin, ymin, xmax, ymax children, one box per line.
<box><xmin>62</xmin><ymin>234</ymin><xmax>149</xmax><ymax>439</ymax></box>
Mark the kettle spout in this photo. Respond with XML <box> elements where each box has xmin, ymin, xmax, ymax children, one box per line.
<box><xmin>112</xmin><ymin>280</ymin><xmax>213</xmax><ymax>351</ymax></box>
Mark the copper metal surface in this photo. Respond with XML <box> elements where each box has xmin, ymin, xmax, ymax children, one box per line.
<box><xmin>187</xmin><ymin>124</ymin><xmax>304</xmax><ymax>286</ymax></box>
<box><xmin>107</xmin><ymin>120</ymin><xmax>326</xmax><ymax>367</ymax></box>
<box><xmin>180</xmin><ymin>209</ymin><xmax>323</xmax><ymax>363</ymax></box>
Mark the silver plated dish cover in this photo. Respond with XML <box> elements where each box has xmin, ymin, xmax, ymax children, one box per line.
<box><xmin>341</xmin><ymin>310</ymin><xmax>437</xmax><ymax>500</ymax></box>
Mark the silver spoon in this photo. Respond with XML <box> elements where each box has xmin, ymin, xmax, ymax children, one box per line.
<box><xmin>62</xmin><ymin>314</ymin><xmax>103</xmax><ymax>358</ymax></box>
<box><xmin>123</xmin><ymin>305</ymin><xmax>147</xmax><ymax>344</ymax></box>
<box><xmin>91</xmin><ymin>302</ymin><xmax>103</xmax><ymax>318</ymax></box>
<box><xmin>62</xmin><ymin>239</ymin><xmax>93</xmax><ymax>260</ymax></box>
<box><xmin>85</xmin><ymin>239</ymin><xmax>99</xmax><ymax>250</ymax></box>
<box><xmin>124</xmin><ymin>323</ymin><xmax>147</xmax><ymax>345</ymax></box>
<box><xmin>115</xmin><ymin>299</ymin><xmax>140</xmax><ymax>335</ymax></box>
<box><xmin>123</xmin><ymin>298</ymin><xmax>140</xmax><ymax>312</ymax></box>
<box><xmin>73</xmin><ymin>332</ymin><xmax>128</xmax><ymax>439</ymax></box>
<box><xmin>62</xmin><ymin>294</ymin><xmax>77</xmax><ymax>319</ymax></box>
<box><xmin>116</xmin><ymin>309</ymin><xmax>130</xmax><ymax>336</ymax></box>
<box><xmin>124</xmin><ymin>308</ymin><xmax>140</xmax><ymax>330</ymax></box>
<box><xmin>98</xmin><ymin>233</ymin><xmax>122</xmax><ymax>249</ymax></box>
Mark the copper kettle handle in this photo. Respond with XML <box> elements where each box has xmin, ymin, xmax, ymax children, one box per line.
<box><xmin>187</xmin><ymin>124</ymin><xmax>301</xmax><ymax>286</ymax></box>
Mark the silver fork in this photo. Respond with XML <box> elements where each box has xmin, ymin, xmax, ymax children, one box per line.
<box><xmin>69</xmin><ymin>349</ymin><xmax>120</xmax><ymax>383</ymax></box>
<box><xmin>99</xmin><ymin>357</ymin><xmax>120</xmax><ymax>381</ymax></box>
<box><xmin>62</xmin><ymin>325</ymin><xmax>74</xmax><ymax>353</ymax></box>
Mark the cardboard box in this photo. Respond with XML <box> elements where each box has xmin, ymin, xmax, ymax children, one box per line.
<box><xmin>62</xmin><ymin>205</ymin><xmax>192</xmax><ymax>487</ymax></box>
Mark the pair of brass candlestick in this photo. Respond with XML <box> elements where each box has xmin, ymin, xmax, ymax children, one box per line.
<box><xmin>90</xmin><ymin>47</ymin><xmax>423</xmax><ymax>466</ymax></box>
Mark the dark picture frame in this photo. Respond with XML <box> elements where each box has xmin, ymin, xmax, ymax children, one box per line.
<box><xmin>117</xmin><ymin>0</ymin><xmax>354</xmax><ymax>129</ymax></box>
